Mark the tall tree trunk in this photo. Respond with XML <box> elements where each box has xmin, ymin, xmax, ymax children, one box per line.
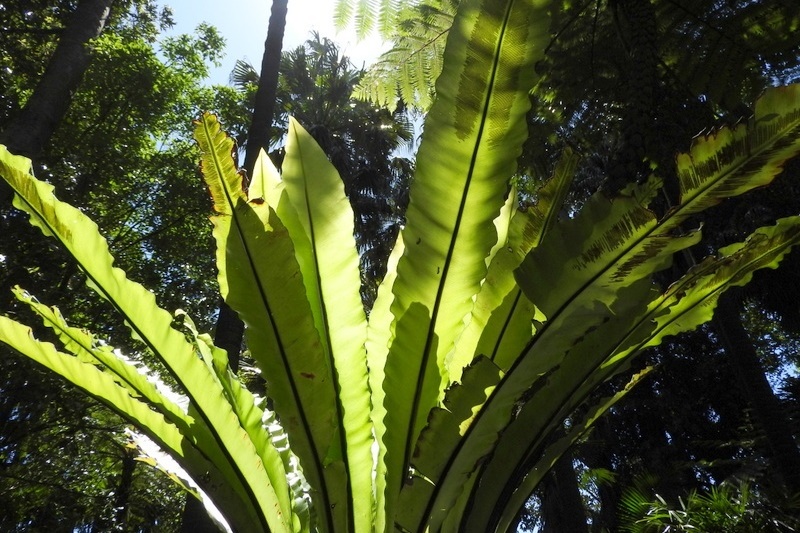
<box><xmin>180</xmin><ymin>2</ymin><xmax>289</xmax><ymax>530</ymax></box>
<box><xmin>540</xmin><ymin>451</ymin><xmax>589</xmax><ymax>533</ymax></box>
<box><xmin>242</xmin><ymin>0</ymin><xmax>289</xmax><ymax>175</ymax></box>
<box><xmin>113</xmin><ymin>446</ymin><xmax>137</xmax><ymax>529</ymax></box>
<box><xmin>0</xmin><ymin>0</ymin><xmax>113</xmax><ymax>203</ymax></box>
<box><xmin>580</xmin><ymin>421</ymin><xmax>623</xmax><ymax>532</ymax></box>
<box><xmin>713</xmin><ymin>289</ymin><xmax>800</xmax><ymax>494</ymax></box>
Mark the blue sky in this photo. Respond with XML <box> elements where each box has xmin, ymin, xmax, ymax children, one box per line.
<box><xmin>161</xmin><ymin>0</ymin><xmax>386</xmax><ymax>85</ymax></box>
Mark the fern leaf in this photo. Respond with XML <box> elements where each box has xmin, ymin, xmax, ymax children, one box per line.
<box><xmin>0</xmin><ymin>316</ymin><xmax>266</xmax><ymax>532</ymax></box>
<box><xmin>194</xmin><ymin>115</ymin><xmax>341</xmax><ymax>532</ymax></box>
<box><xmin>333</xmin><ymin>0</ymin><xmax>355</xmax><ymax>31</ymax></box>
<box><xmin>280</xmin><ymin>119</ymin><xmax>375</xmax><ymax>532</ymax></box>
<box><xmin>372</xmin><ymin>0</ymin><xmax>554</xmax><ymax>527</ymax></box>
<box><xmin>0</xmin><ymin>144</ymin><xmax>292</xmax><ymax>533</ymax></box>
<box><xmin>178</xmin><ymin>312</ymin><xmax>300</xmax><ymax>531</ymax></box>
<box><xmin>469</xmin><ymin>215</ymin><xmax>800</xmax><ymax>530</ymax></box>
<box><xmin>352</xmin><ymin>0</ymin><xmax>455</xmax><ymax>110</ymax></box>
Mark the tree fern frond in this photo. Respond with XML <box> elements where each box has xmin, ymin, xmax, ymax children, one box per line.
<box><xmin>354</xmin><ymin>0</ymin><xmax>378</xmax><ymax>40</ymax></box>
<box><xmin>654</xmin><ymin>0</ymin><xmax>800</xmax><ymax>110</ymax></box>
<box><xmin>377</xmin><ymin>0</ymin><xmax>403</xmax><ymax>37</ymax></box>
<box><xmin>352</xmin><ymin>0</ymin><xmax>455</xmax><ymax>110</ymax></box>
<box><xmin>333</xmin><ymin>0</ymin><xmax>356</xmax><ymax>31</ymax></box>
<box><xmin>336</xmin><ymin>0</ymin><xmax>410</xmax><ymax>39</ymax></box>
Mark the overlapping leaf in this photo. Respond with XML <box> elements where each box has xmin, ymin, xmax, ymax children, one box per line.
<box><xmin>14</xmin><ymin>287</ymin><xmax>190</xmax><ymax>427</ymax></box>
<box><xmin>448</xmin><ymin>148</ymin><xmax>577</xmax><ymax>380</ymax></box>
<box><xmin>467</xmin><ymin>215</ymin><xmax>800</xmax><ymax>531</ymax></box>
<box><xmin>489</xmin><ymin>368</ymin><xmax>654</xmax><ymax>533</ymax></box>
<box><xmin>0</xmin><ymin>144</ymin><xmax>290</xmax><ymax>533</ymax></box>
<box><xmin>371</xmin><ymin>0</ymin><xmax>555</xmax><ymax>527</ymax></box>
<box><xmin>516</xmin><ymin>176</ymin><xmax>691</xmax><ymax>339</ymax></box>
<box><xmin>351</xmin><ymin>0</ymin><xmax>456</xmax><ymax>111</ymax></box>
<box><xmin>194</xmin><ymin>115</ymin><xmax>340</xmax><ymax>532</ymax></box>
<box><xmin>395</xmin><ymin>356</ymin><xmax>503</xmax><ymax>532</ymax></box>
<box><xmin>279</xmin><ymin>119</ymin><xmax>375</xmax><ymax>532</ymax></box>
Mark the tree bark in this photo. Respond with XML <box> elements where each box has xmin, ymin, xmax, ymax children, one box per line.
<box><xmin>579</xmin><ymin>418</ymin><xmax>623</xmax><ymax>532</ymax></box>
<box><xmin>181</xmin><ymin>2</ymin><xmax>289</xmax><ymax>530</ymax></box>
<box><xmin>540</xmin><ymin>451</ymin><xmax>589</xmax><ymax>533</ymax></box>
<box><xmin>113</xmin><ymin>446</ymin><xmax>136</xmax><ymax>529</ymax></box>
<box><xmin>0</xmin><ymin>0</ymin><xmax>113</xmax><ymax>160</ymax></box>
<box><xmin>713</xmin><ymin>289</ymin><xmax>800</xmax><ymax>494</ymax></box>
<box><xmin>242</xmin><ymin>0</ymin><xmax>289</xmax><ymax>175</ymax></box>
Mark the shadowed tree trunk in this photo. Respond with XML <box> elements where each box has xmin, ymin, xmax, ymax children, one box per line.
<box><xmin>113</xmin><ymin>446</ymin><xmax>137</xmax><ymax>529</ymax></box>
<box><xmin>0</xmin><ymin>0</ymin><xmax>114</xmax><ymax>204</ymax></box>
<box><xmin>180</xmin><ymin>1</ymin><xmax>289</xmax><ymax>530</ymax></box>
<box><xmin>604</xmin><ymin>0</ymin><xmax>658</xmax><ymax>194</ymax></box>
<box><xmin>242</xmin><ymin>0</ymin><xmax>289</xmax><ymax>176</ymax></box>
<box><xmin>580</xmin><ymin>418</ymin><xmax>622</xmax><ymax>532</ymax></box>
<box><xmin>713</xmin><ymin>289</ymin><xmax>800</xmax><ymax>494</ymax></box>
<box><xmin>540</xmin><ymin>451</ymin><xmax>589</xmax><ymax>533</ymax></box>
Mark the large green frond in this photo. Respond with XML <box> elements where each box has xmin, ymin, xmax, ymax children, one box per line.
<box><xmin>0</xmin><ymin>315</ymin><xmax>266</xmax><ymax>532</ymax></box>
<box><xmin>371</xmin><ymin>0</ymin><xmax>554</xmax><ymax>527</ymax></box>
<box><xmin>179</xmin><ymin>313</ymin><xmax>301</xmax><ymax>531</ymax></box>
<box><xmin>516</xmin><ymin>177</ymin><xmax>688</xmax><ymax>331</ymax></box>
<box><xmin>489</xmin><ymin>367</ymin><xmax>655</xmax><ymax>532</ymax></box>
<box><xmin>363</xmin><ymin>230</ymin><xmax>405</xmax><ymax>533</ymax></box>
<box><xmin>0</xmin><ymin>144</ymin><xmax>292</xmax><ymax>533</ymax></box>
<box><xmin>279</xmin><ymin>118</ymin><xmax>375</xmax><ymax>532</ymax></box>
<box><xmin>512</xmin><ymin>84</ymin><xmax>800</xmax><ymax>371</ymax></box>
<box><xmin>424</xmin><ymin>83</ymin><xmax>800</xmax><ymax>531</ymax></box>
<box><xmin>472</xmin><ymin>215</ymin><xmax>800</xmax><ymax>531</ymax></box>
<box><xmin>632</xmin><ymin>216</ymin><xmax>800</xmax><ymax>356</ymax></box>
<box><xmin>194</xmin><ymin>115</ymin><xmax>339</xmax><ymax>532</ymax></box>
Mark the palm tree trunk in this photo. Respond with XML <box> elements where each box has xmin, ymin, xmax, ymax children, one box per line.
<box><xmin>713</xmin><ymin>289</ymin><xmax>800</xmax><ymax>494</ymax></box>
<box><xmin>243</xmin><ymin>0</ymin><xmax>289</xmax><ymax>175</ymax></box>
<box><xmin>0</xmin><ymin>0</ymin><xmax>114</xmax><ymax>203</ymax></box>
